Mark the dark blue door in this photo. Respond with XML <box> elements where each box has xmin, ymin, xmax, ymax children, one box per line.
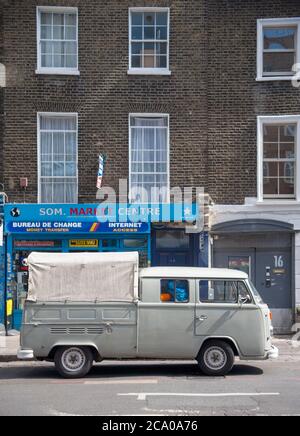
<box><xmin>152</xmin><ymin>229</ymin><xmax>196</xmax><ymax>267</ymax></box>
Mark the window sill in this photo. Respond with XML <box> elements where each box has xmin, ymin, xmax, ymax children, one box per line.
<box><xmin>128</xmin><ymin>69</ymin><xmax>171</xmax><ymax>76</ymax></box>
<box><xmin>36</xmin><ymin>69</ymin><xmax>80</xmax><ymax>76</ymax></box>
<box><xmin>256</xmin><ymin>76</ymin><xmax>294</xmax><ymax>82</ymax></box>
<box><xmin>256</xmin><ymin>199</ymin><xmax>300</xmax><ymax>206</ymax></box>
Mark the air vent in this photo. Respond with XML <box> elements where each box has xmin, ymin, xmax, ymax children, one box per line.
<box><xmin>50</xmin><ymin>327</ymin><xmax>67</xmax><ymax>334</ymax></box>
<box><xmin>68</xmin><ymin>327</ymin><xmax>85</xmax><ymax>335</ymax></box>
<box><xmin>87</xmin><ymin>327</ymin><xmax>104</xmax><ymax>335</ymax></box>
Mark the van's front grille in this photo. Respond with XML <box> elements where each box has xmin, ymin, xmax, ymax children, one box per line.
<box><xmin>50</xmin><ymin>327</ymin><xmax>105</xmax><ymax>335</ymax></box>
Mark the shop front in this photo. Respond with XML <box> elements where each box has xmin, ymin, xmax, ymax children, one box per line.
<box><xmin>3</xmin><ymin>202</ymin><xmax>200</xmax><ymax>330</ymax></box>
<box><xmin>4</xmin><ymin>203</ymin><xmax>152</xmax><ymax>330</ymax></box>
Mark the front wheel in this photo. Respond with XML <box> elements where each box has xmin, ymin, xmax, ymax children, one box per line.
<box><xmin>197</xmin><ymin>340</ymin><xmax>235</xmax><ymax>376</ymax></box>
<box><xmin>54</xmin><ymin>346</ymin><xmax>93</xmax><ymax>378</ymax></box>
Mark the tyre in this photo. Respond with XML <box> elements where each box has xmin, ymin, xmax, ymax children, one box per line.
<box><xmin>54</xmin><ymin>346</ymin><xmax>94</xmax><ymax>378</ymax></box>
<box><xmin>197</xmin><ymin>340</ymin><xmax>235</xmax><ymax>376</ymax></box>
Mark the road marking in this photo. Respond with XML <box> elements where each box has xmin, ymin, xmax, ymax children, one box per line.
<box><xmin>84</xmin><ymin>379</ymin><xmax>158</xmax><ymax>385</ymax></box>
<box><xmin>118</xmin><ymin>392</ymin><xmax>280</xmax><ymax>401</ymax></box>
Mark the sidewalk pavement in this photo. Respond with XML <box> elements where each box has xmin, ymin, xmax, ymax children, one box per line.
<box><xmin>0</xmin><ymin>333</ymin><xmax>21</xmax><ymax>362</ymax></box>
<box><xmin>0</xmin><ymin>333</ymin><xmax>300</xmax><ymax>363</ymax></box>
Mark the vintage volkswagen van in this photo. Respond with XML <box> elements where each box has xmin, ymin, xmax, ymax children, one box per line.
<box><xmin>18</xmin><ymin>257</ymin><xmax>278</xmax><ymax>378</ymax></box>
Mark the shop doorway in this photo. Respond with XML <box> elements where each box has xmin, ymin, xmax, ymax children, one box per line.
<box><xmin>152</xmin><ymin>229</ymin><xmax>197</xmax><ymax>267</ymax></box>
<box><xmin>212</xmin><ymin>220</ymin><xmax>294</xmax><ymax>334</ymax></box>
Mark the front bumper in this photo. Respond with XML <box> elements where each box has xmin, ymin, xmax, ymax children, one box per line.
<box><xmin>17</xmin><ymin>348</ymin><xmax>34</xmax><ymax>360</ymax></box>
<box><xmin>266</xmin><ymin>345</ymin><xmax>279</xmax><ymax>360</ymax></box>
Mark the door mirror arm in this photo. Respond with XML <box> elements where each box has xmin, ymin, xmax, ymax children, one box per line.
<box><xmin>238</xmin><ymin>294</ymin><xmax>252</xmax><ymax>306</ymax></box>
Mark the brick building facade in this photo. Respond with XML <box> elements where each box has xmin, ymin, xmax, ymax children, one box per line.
<box><xmin>0</xmin><ymin>0</ymin><xmax>300</xmax><ymax>332</ymax></box>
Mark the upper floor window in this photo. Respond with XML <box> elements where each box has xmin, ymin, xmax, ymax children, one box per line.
<box><xmin>38</xmin><ymin>113</ymin><xmax>78</xmax><ymax>204</ymax></box>
<box><xmin>257</xmin><ymin>18</ymin><xmax>300</xmax><ymax>81</ymax></box>
<box><xmin>129</xmin><ymin>114</ymin><xmax>169</xmax><ymax>203</ymax></box>
<box><xmin>36</xmin><ymin>7</ymin><xmax>79</xmax><ymax>75</ymax></box>
<box><xmin>129</xmin><ymin>8</ymin><xmax>170</xmax><ymax>75</ymax></box>
<box><xmin>258</xmin><ymin>116</ymin><xmax>300</xmax><ymax>201</ymax></box>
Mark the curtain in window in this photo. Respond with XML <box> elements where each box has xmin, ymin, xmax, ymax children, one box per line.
<box><xmin>40</xmin><ymin>115</ymin><xmax>77</xmax><ymax>204</ymax></box>
<box><xmin>131</xmin><ymin>117</ymin><xmax>168</xmax><ymax>203</ymax></box>
<box><xmin>40</xmin><ymin>12</ymin><xmax>77</xmax><ymax>69</ymax></box>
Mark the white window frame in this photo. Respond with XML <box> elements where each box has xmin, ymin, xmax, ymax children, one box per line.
<box><xmin>128</xmin><ymin>7</ymin><xmax>171</xmax><ymax>76</ymax></box>
<box><xmin>37</xmin><ymin>112</ymin><xmax>79</xmax><ymax>204</ymax></box>
<box><xmin>36</xmin><ymin>6</ymin><xmax>79</xmax><ymax>76</ymax></box>
<box><xmin>257</xmin><ymin>115</ymin><xmax>300</xmax><ymax>202</ymax></box>
<box><xmin>129</xmin><ymin>113</ymin><xmax>170</xmax><ymax>204</ymax></box>
<box><xmin>257</xmin><ymin>17</ymin><xmax>300</xmax><ymax>81</ymax></box>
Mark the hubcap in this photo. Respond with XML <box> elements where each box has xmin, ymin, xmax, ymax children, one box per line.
<box><xmin>204</xmin><ymin>346</ymin><xmax>227</xmax><ymax>371</ymax></box>
<box><xmin>61</xmin><ymin>348</ymin><xmax>86</xmax><ymax>372</ymax></box>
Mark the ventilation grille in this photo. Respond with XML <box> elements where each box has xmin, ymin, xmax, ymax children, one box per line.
<box><xmin>87</xmin><ymin>327</ymin><xmax>104</xmax><ymax>335</ymax></box>
<box><xmin>50</xmin><ymin>327</ymin><xmax>67</xmax><ymax>334</ymax></box>
<box><xmin>50</xmin><ymin>327</ymin><xmax>104</xmax><ymax>335</ymax></box>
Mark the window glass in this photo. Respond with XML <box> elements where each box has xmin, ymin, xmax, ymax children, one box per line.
<box><xmin>123</xmin><ymin>239</ymin><xmax>148</xmax><ymax>248</ymax></box>
<box><xmin>156</xmin><ymin>231</ymin><xmax>190</xmax><ymax>250</ymax></box>
<box><xmin>130</xmin><ymin>10</ymin><xmax>169</xmax><ymax>70</ymax></box>
<box><xmin>39</xmin><ymin>115</ymin><xmax>77</xmax><ymax>203</ymax></box>
<box><xmin>161</xmin><ymin>280</ymin><xmax>189</xmax><ymax>303</ymax></box>
<box><xmin>130</xmin><ymin>116</ymin><xmax>169</xmax><ymax>203</ymax></box>
<box><xmin>199</xmin><ymin>280</ymin><xmax>242</xmax><ymax>304</ymax></box>
<box><xmin>39</xmin><ymin>10</ymin><xmax>78</xmax><ymax>70</ymax></box>
<box><xmin>263</xmin><ymin>26</ymin><xmax>297</xmax><ymax>76</ymax></box>
<box><xmin>102</xmin><ymin>239</ymin><xmax>118</xmax><ymax>249</ymax></box>
<box><xmin>263</xmin><ymin>123</ymin><xmax>296</xmax><ymax>198</ymax></box>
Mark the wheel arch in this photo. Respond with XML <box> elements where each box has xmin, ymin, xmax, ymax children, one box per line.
<box><xmin>197</xmin><ymin>337</ymin><xmax>241</xmax><ymax>358</ymax></box>
<box><xmin>48</xmin><ymin>343</ymin><xmax>102</xmax><ymax>362</ymax></box>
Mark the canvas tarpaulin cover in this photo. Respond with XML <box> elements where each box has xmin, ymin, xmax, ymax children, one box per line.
<box><xmin>27</xmin><ymin>251</ymin><xmax>139</xmax><ymax>302</ymax></box>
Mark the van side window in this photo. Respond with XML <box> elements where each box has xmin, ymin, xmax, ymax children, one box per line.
<box><xmin>161</xmin><ymin>280</ymin><xmax>189</xmax><ymax>303</ymax></box>
<box><xmin>199</xmin><ymin>280</ymin><xmax>246</xmax><ymax>304</ymax></box>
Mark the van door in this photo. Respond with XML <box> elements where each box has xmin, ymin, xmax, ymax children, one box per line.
<box><xmin>195</xmin><ymin>279</ymin><xmax>265</xmax><ymax>357</ymax></box>
<box><xmin>137</xmin><ymin>278</ymin><xmax>199</xmax><ymax>359</ymax></box>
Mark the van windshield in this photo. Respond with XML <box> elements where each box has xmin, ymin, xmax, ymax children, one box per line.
<box><xmin>248</xmin><ymin>280</ymin><xmax>264</xmax><ymax>305</ymax></box>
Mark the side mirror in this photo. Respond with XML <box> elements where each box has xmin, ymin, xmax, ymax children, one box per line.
<box><xmin>239</xmin><ymin>294</ymin><xmax>251</xmax><ymax>305</ymax></box>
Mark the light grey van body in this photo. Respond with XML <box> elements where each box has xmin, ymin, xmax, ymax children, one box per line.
<box><xmin>18</xmin><ymin>267</ymin><xmax>278</xmax><ymax>377</ymax></box>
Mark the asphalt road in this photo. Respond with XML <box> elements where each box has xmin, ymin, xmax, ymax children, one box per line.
<box><xmin>0</xmin><ymin>358</ymin><xmax>299</xmax><ymax>416</ymax></box>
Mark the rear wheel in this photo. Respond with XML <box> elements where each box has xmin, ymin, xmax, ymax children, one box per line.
<box><xmin>197</xmin><ymin>340</ymin><xmax>235</xmax><ymax>376</ymax></box>
<box><xmin>54</xmin><ymin>346</ymin><xmax>93</xmax><ymax>378</ymax></box>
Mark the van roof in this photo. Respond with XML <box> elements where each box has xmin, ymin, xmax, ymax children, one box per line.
<box><xmin>139</xmin><ymin>267</ymin><xmax>248</xmax><ymax>280</ymax></box>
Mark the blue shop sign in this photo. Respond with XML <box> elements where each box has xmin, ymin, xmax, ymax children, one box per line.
<box><xmin>6</xmin><ymin>220</ymin><xmax>150</xmax><ymax>234</ymax></box>
<box><xmin>4</xmin><ymin>203</ymin><xmax>199</xmax><ymax>235</ymax></box>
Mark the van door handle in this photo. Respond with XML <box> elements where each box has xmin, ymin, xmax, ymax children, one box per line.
<box><xmin>197</xmin><ymin>315</ymin><xmax>208</xmax><ymax>321</ymax></box>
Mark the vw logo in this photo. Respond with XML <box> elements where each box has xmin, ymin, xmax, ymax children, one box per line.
<box><xmin>11</xmin><ymin>207</ymin><xmax>21</xmax><ymax>218</ymax></box>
